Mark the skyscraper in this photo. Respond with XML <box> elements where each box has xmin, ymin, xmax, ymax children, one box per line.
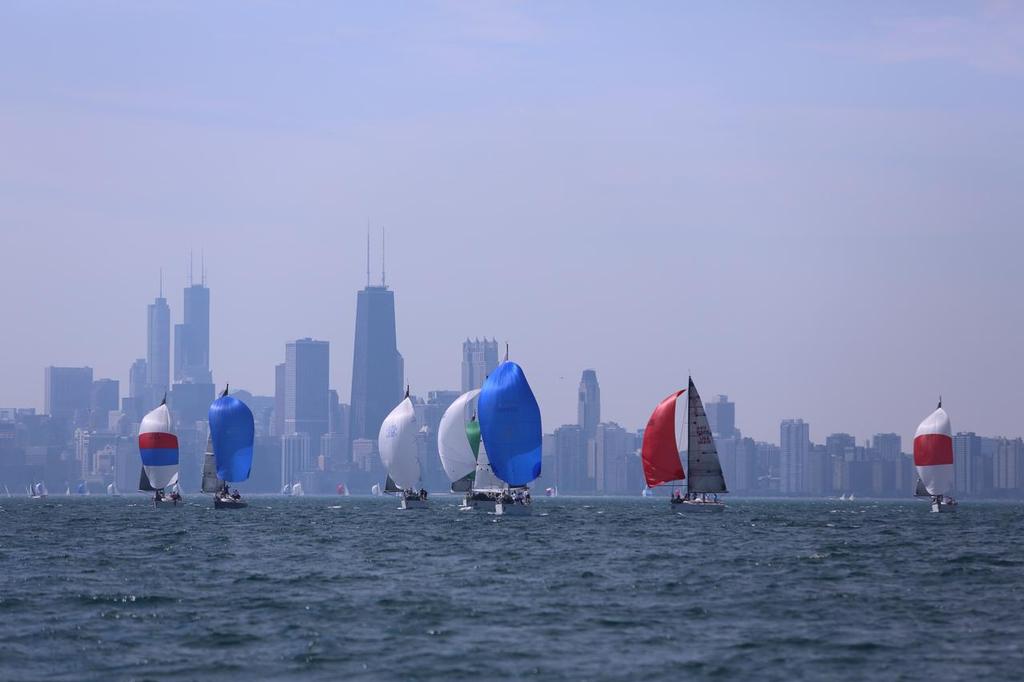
<box><xmin>273</xmin><ymin>362</ymin><xmax>286</xmax><ymax>437</ymax></box>
<box><xmin>706</xmin><ymin>395</ymin><xmax>738</xmax><ymax>439</ymax></box>
<box><xmin>146</xmin><ymin>290</ymin><xmax>170</xmax><ymax>399</ymax></box>
<box><xmin>953</xmin><ymin>431</ymin><xmax>982</xmax><ymax>495</ymax></box>
<box><xmin>780</xmin><ymin>419</ymin><xmax>810</xmax><ymax>495</ymax></box>
<box><xmin>174</xmin><ymin>272</ymin><xmax>211</xmax><ymax>384</ymax></box>
<box><xmin>44</xmin><ymin>366</ymin><xmax>93</xmax><ymax>426</ymax></box>
<box><xmin>461</xmin><ymin>338</ymin><xmax>498</xmax><ymax>392</ymax></box>
<box><xmin>577</xmin><ymin>369</ymin><xmax>600</xmax><ymax>441</ymax></box>
<box><xmin>285</xmin><ymin>337</ymin><xmax>330</xmax><ymax>452</ymax></box>
<box><xmin>89</xmin><ymin>379</ymin><xmax>119</xmax><ymax>431</ymax></box>
<box><xmin>349</xmin><ymin>283</ymin><xmax>404</xmax><ymax>442</ymax></box>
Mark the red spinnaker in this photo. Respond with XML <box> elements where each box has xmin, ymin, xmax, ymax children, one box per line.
<box><xmin>641</xmin><ymin>390</ymin><xmax>686</xmax><ymax>487</ymax></box>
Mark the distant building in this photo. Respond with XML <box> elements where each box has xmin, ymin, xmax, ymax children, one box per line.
<box><xmin>281</xmin><ymin>433</ymin><xmax>311</xmax><ymax>487</ymax></box>
<box><xmin>174</xmin><ymin>277</ymin><xmax>211</xmax><ymax>384</ymax></box>
<box><xmin>577</xmin><ymin>370</ymin><xmax>600</xmax><ymax>441</ymax></box>
<box><xmin>953</xmin><ymin>431</ymin><xmax>982</xmax><ymax>496</ymax></box>
<box><xmin>146</xmin><ymin>292</ymin><xmax>171</xmax><ymax>400</ymax></box>
<box><xmin>349</xmin><ymin>284</ymin><xmax>403</xmax><ymax>442</ymax></box>
<box><xmin>273</xmin><ymin>362</ymin><xmax>286</xmax><ymax>437</ymax></box>
<box><xmin>285</xmin><ymin>338</ymin><xmax>330</xmax><ymax>456</ymax></box>
<box><xmin>779</xmin><ymin>419</ymin><xmax>809</xmax><ymax>495</ymax></box>
<box><xmin>993</xmin><ymin>438</ymin><xmax>1024</xmax><ymax>492</ymax></box>
<box><xmin>89</xmin><ymin>379</ymin><xmax>119</xmax><ymax>431</ymax></box>
<box><xmin>461</xmin><ymin>338</ymin><xmax>498</xmax><ymax>392</ymax></box>
<box><xmin>553</xmin><ymin>424</ymin><xmax>587</xmax><ymax>493</ymax></box>
<box><xmin>872</xmin><ymin>433</ymin><xmax>902</xmax><ymax>460</ymax></box>
<box><xmin>44</xmin><ymin>366</ymin><xmax>93</xmax><ymax>427</ymax></box>
<box><xmin>706</xmin><ymin>395</ymin><xmax>738</xmax><ymax>439</ymax></box>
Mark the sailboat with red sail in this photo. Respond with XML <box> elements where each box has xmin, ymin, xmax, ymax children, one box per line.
<box><xmin>913</xmin><ymin>398</ymin><xmax>957</xmax><ymax>513</ymax></box>
<box><xmin>641</xmin><ymin>377</ymin><xmax>727</xmax><ymax>512</ymax></box>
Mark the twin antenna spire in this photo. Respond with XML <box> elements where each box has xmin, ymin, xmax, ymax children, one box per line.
<box><xmin>366</xmin><ymin>224</ymin><xmax>387</xmax><ymax>288</ymax></box>
<box><xmin>186</xmin><ymin>250</ymin><xmax>208</xmax><ymax>288</ymax></box>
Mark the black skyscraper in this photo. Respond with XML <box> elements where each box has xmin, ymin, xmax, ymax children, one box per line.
<box><xmin>349</xmin><ymin>285</ymin><xmax>404</xmax><ymax>442</ymax></box>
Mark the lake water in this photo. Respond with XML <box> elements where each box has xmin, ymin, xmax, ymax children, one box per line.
<box><xmin>1</xmin><ymin>496</ymin><xmax>1021</xmax><ymax>680</ymax></box>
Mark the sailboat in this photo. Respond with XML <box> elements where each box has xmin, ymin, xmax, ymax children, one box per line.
<box><xmin>438</xmin><ymin>389</ymin><xmax>482</xmax><ymax>506</ymax></box>
<box><xmin>370</xmin><ymin>483</ymin><xmax>382</xmax><ymax>496</ymax></box>
<box><xmin>641</xmin><ymin>377</ymin><xmax>727</xmax><ymax>512</ymax></box>
<box><xmin>208</xmin><ymin>386</ymin><xmax>255</xmax><ymax>509</ymax></box>
<box><xmin>477</xmin><ymin>354</ymin><xmax>541</xmax><ymax>516</ymax></box>
<box><xmin>914</xmin><ymin>399</ymin><xmax>957</xmax><ymax>513</ymax></box>
<box><xmin>379</xmin><ymin>389</ymin><xmax>426</xmax><ymax>509</ymax></box>
<box><xmin>76</xmin><ymin>481</ymin><xmax>87</xmax><ymax>496</ymax></box>
<box><xmin>30</xmin><ymin>482</ymin><xmax>48</xmax><ymax>499</ymax></box>
<box><xmin>290</xmin><ymin>481</ymin><xmax>304</xmax><ymax>496</ymax></box>
<box><xmin>138</xmin><ymin>398</ymin><xmax>183</xmax><ymax>507</ymax></box>
<box><xmin>281</xmin><ymin>483</ymin><xmax>292</xmax><ymax>495</ymax></box>
<box><xmin>107</xmin><ymin>482</ymin><xmax>119</xmax><ymax>496</ymax></box>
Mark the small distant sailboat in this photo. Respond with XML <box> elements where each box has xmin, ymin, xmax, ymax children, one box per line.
<box><xmin>281</xmin><ymin>483</ymin><xmax>292</xmax><ymax>496</ymax></box>
<box><xmin>107</xmin><ymin>482</ymin><xmax>119</xmax><ymax>496</ymax></box>
<box><xmin>76</xmin><ymin>481</ymin><xmax>88</xmax><ymax>496</ymax></box>
<box><xmin>641</xmin><ymin>487</ymin><xmax>654</xmax><ymax>498</ymax></box>
<box><xmin>438</xmin><ymin>388</ymin><xmax>481</xmax><ymax>506</ymax></box>
<box><xmin>336</xmin><ymin>483</ymin><xmax>349</xmax><ymax>496</ymax></box>
<box><xmin>477</xmin><ymin>353</ymin><xmax>541</xmax><ymax>516</ymax></box>
<box><xmin>545</xmin><ymin>486</ymin><xmax>558</xmax><ymax>497</ymax></box>
<box><xmin>30</xmin><ymin>482</ymin><xmax>48</xmax><ymax>499</ymax></box>
<box><xmin>379</xmin><ymin>388</ymin><xmax>427</xmax><ymax>509</ymax></box>
<box><xmin>64</xmin><ymin>484</ymin><xmax>71</xmax><ymax>496</ymax></box>
<box><xmin>138</xmin><ymin>397</ymin><xmax>183</xmax><ymax>507</ymax></box>
<box><xmin>290</xmin><ymin>481</ymin><xmax>304</xmax><ymax>497</ymax></box>
<box><xmin>208</xmin><ymin>386</ymin><xmax>255</xmax><ymax>509</ymax></box>
<box><xmin>370</xmin><ymin>483</ymin><xmax>382</xmax><ymax>496</ymax></box>
<box><xmin>914</xmin><ymin>399</ymin><xmax>957</xmax><ymax>513</ymax></box>
<box><xmin>641</xmin><ymin>377</ymin><xmax>727</xmax><ymax>512</ymax></box>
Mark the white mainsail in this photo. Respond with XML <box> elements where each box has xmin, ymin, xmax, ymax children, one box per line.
<box><xmin>472</xmin><ymin>441</ymin><xmax>506</xmax><ymax>493</ymax></box>
<box><xmin>378</xmin><ymin>397</ymin><xmax>419</xmax><ymax>491</ymax></box>
<box><xmin>686</xmin><ymin>379</ymin><xmax>727</xmax><ymax>493</ymax></box>
<box><xmin>438</xmin><ymin>389</ymin><xmax>480</xmax><ymax>483</ymax></box>
<box><xmin>201</xmin><ymin>434</ymin><xmax>223</xmax><ymax>493</ymax></box>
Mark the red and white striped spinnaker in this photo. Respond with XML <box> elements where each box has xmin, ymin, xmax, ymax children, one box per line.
<box><xmin>913</xmin><ymin>402</ymin><xmax>953</xmax><ymax>496</ymax></box>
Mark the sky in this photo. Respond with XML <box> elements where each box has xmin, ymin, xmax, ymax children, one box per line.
<box><xmin>1</xmin><ymin>1</ymin><xmax>1022</xmax><ymax>446</ymax></box>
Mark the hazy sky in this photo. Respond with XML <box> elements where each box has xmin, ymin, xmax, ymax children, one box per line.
<box><xmin>1</xmin><ymin>1</ymin><xmax>1022</xmax><ymax>446</ymax></box>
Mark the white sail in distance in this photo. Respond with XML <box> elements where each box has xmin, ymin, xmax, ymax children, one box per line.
<box><xmin>438</xmin><ymin>389</ymin><xmax>480</xmax><ymax>483</ymax></box>
<box><xmin>378</xmin><ymin>397</ymin><xmax>420</xmax><ymax>490</ymax></box>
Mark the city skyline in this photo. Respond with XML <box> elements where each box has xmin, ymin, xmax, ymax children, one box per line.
<box><xmin>2</xmin><ymin>3</ymin><xmax>1023</xmax><ymax>446</ymax></box>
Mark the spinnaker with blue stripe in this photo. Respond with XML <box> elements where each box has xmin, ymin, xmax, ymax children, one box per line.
<box><xmin>138</xmin><ymin>399</ymin><xmax>179</xmax><ymax>490</ymax></box>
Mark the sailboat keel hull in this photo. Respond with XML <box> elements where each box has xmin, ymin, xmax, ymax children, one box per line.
<box><xmin>494</xmin><ymin>501</ymin><xmax>532</xmax><ymax>516</ymax></box>
<box><xmin>672</xmin><ymin>500</ymin><xmax>726</xmax><ymax>513</ymax></box>
<box><xmin>214</xmin><ymin>497</ymin><xmax>248</xmax><ymax>510</ymax></box>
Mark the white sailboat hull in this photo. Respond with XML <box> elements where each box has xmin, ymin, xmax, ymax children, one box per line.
<box><xmin>153</xmin><ymin>496</ymin><xmax>184</xmax><ymax>507</ymax></box>
<box><xmin>400</xmin><ymin>496</ymin><xmax>428</xmax><ymax>510</ymax></box>
<box><xmin>672</xmin><ymin>499</ymin><xmax>726</xmax><ymax>513</ymax></box>
<box><xmin>494</xmin><ymin>501</ymin><xmax>532</xmax><ymax>516</ymax></box>
<box><xmin>460</xmin><ymin>497</ymin><xmax>496</xmax><ymax>512</ymax></box>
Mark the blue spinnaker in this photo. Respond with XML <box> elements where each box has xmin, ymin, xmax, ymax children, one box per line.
<box><xmin>478</xmin><ymin>361</ymin><xmax>542</xmax><ymax>487</ymax></box>
<box><xmin>209</xmin><ymin>395</ymin><xmax>254</xmax><ymax>483</ymax></box>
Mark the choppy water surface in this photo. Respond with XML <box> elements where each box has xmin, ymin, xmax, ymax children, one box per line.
<box><xmin>1</xmin><ymin>497</ymin><xmax>1021</xmax><ymax>681</ymax></box>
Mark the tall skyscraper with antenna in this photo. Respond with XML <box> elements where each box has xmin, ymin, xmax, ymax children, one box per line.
<box><xmin>145</xmin><ymin>272</ymin><xmax>170</xmax><ymax>404</ymax></box>
<box><xmin>349</xmin><ymin>230</ymin><xmax>404</xmax><ymax>443</ymax></box>
<box><xmin>174</xmin><ymin>252</ymin><xmax>212</xmax><ymax>384</ymax></box>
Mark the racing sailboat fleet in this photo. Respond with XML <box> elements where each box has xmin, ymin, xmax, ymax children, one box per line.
<box><xmin>641</xmin><ymin>377</ymin><xmax>727</xmax><ymax>512</ymax></box>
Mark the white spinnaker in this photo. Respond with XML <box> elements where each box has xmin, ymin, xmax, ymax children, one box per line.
<box><xmin>378</xmin><ymin>397</ymin><xmax>420</xmax><ymax>490</ymax></box>
<box><xmin>472</xmin><ymin>441</ymin><xmax>506</xmax><ymax>493</ymax></box>
<box><xmin>914</xmin><ymin>407</ymin><xmax>953</xmax><ymax>496</ymax></box>
<box><xmin>438</xmin><ymin>389</ymin><xmax>480</xmax><ymax>482</ymax></box>
<box><xmin>139</xmin><ymin>403</ymin><xmax>179</xmax><ymax>489</ymax></box>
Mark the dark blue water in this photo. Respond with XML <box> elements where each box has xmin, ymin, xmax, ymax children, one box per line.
<box><xmin>1</xmin><ymin>496</ymin><xmax>1021</xmax><ymax>681</ymax></box>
